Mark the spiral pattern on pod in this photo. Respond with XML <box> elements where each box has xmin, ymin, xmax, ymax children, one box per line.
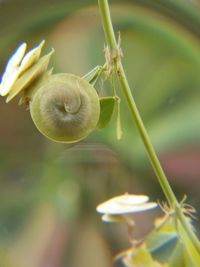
<box><xmin>30</xmin><ymin>73</ymin><xmax>100</xmax><ymax>143</ymax></box>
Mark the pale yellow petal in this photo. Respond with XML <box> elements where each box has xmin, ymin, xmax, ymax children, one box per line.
<box><xmin>0</xmin><ymin>69</ymin><xmax>19</xmax><ymax>96</ymax></box>
<box><xmin>8</xmin><ymin>42</ymin><xmax>27</xmax><ymax>67</ymax></box>
<box><xmin>20</xmin><ymin>40</ymin><xmax>45</xmax><ymax>72</ymax></box>
<box><xmin>0</xmin><ymin>43</ymin><xmax>27</xmax><ymax>96</ymax></box>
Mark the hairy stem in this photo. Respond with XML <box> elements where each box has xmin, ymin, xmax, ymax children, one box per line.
<box><xmin>98</xmin><ymin>0</ymin><xmax>200</xmax><ymax>253</ymax></box>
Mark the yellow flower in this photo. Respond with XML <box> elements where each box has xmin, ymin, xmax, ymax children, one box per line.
<box><xmin>0</xmin><ymin>40</ymin><xmax>45</xmax><ymax>96</ymax></box>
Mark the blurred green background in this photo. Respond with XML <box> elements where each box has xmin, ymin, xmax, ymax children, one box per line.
<box><xmin>0</xmin><ymin>0</ymin><xmax>200</xmax><ymax>266</ymax></box>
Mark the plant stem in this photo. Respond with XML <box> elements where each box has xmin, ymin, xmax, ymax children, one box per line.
<box><xmin>98</xmin><ymin>0</ymin><xmax>200</xmax><ymax>253</ymax></box>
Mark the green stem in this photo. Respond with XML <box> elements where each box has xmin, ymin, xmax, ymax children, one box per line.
<box><xmin>98</xmin><ymin>0</ymin><xmax>200</xmax><ymax>254</ymax></box>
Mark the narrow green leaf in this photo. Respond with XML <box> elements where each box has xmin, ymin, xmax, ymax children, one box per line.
<box><xmin>82</xmin><ymin>65</ymin><xmax>103</xmax><ymax>86</ymax></box>
<box><xmin>97</xmin><ymin>96</ymin><xmax>115</xmax><ymax>128</ymax></box>
<box><xmin>116</xmin><ymin>97</ymin><xmax>123</xmax><ymax>140</ymax></box>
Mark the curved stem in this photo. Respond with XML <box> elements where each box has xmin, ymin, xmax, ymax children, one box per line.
<box><xmin>98</xmin><ymin>0</ymin><xmax>200</xmax><ymax>253</ymax></box>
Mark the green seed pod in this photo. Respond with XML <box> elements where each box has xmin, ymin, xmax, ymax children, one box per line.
<box><xmin>29</xmin><ymin>73</ymin><xmax>100</xmax><ymax>143</ymax></box>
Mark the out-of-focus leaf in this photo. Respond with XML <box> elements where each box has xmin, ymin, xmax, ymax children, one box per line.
<box><xmin>177</xmin><ymin>219</ymin><xmax>200</xmax><ymax>266</ymax></box>
<box><xmin>123</xmin><ymin>246</ymin><xmax>168</xmax><ymax>267</ymax></box>
<box><xmin>146</xmin><ymin>214</ymin><xmax>200</xmax><ymax>266</ymax></box>
<box><xmin>168</xmin><ymin>242</ymin><xmax>189</xmax><ymax>267</ymax></box>
<box><xmin>148</xmin><ymin>232</ymin><xmax>178</xmax><ymax>262</ymax></box>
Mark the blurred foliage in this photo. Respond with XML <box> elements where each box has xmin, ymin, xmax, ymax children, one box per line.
<box><xmin>147</xmin><ymin>215</ymin><xmax>200</xmax><ymax>267</ymax></box>
<box><xmin>120</xmin><ymin>213</ymin><xmax>200</xmax><ymax>267</ymax></box>
<box><xmin>0</xmin><ymin>0</ymin><xmax>200</xmax><ymax>266</ymax></box>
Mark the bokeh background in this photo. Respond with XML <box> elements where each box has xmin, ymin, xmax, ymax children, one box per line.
<box><xmin>0</xmin><ymin>0</ymin><xmax>200</xmax><ymax>266</ymax></box>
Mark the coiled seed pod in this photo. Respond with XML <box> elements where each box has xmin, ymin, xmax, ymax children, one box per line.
<box><xmin>30</xmin><ymin>73</ymin><xmax>100</xmax><ymax>143</ymax></box>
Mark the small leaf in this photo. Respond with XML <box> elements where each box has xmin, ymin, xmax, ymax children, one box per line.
<box><xmin>82</xmin><ymin>65</ymin><xmax>103</xmax><ymax>86</ymax></box>
<box><xmin>6</xmin><ymin>49</ymin><xmax>54</xmax><ymax>103</ymax></box>
<box><xmin>20</xmin><ymin>40</ymin><xmax>45</xmax><ymax>72</ymax></box>
<box><xmin>96</xmin><ymin>96</ymin><xmax>115</xmax><ymax>128</ymax></box>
